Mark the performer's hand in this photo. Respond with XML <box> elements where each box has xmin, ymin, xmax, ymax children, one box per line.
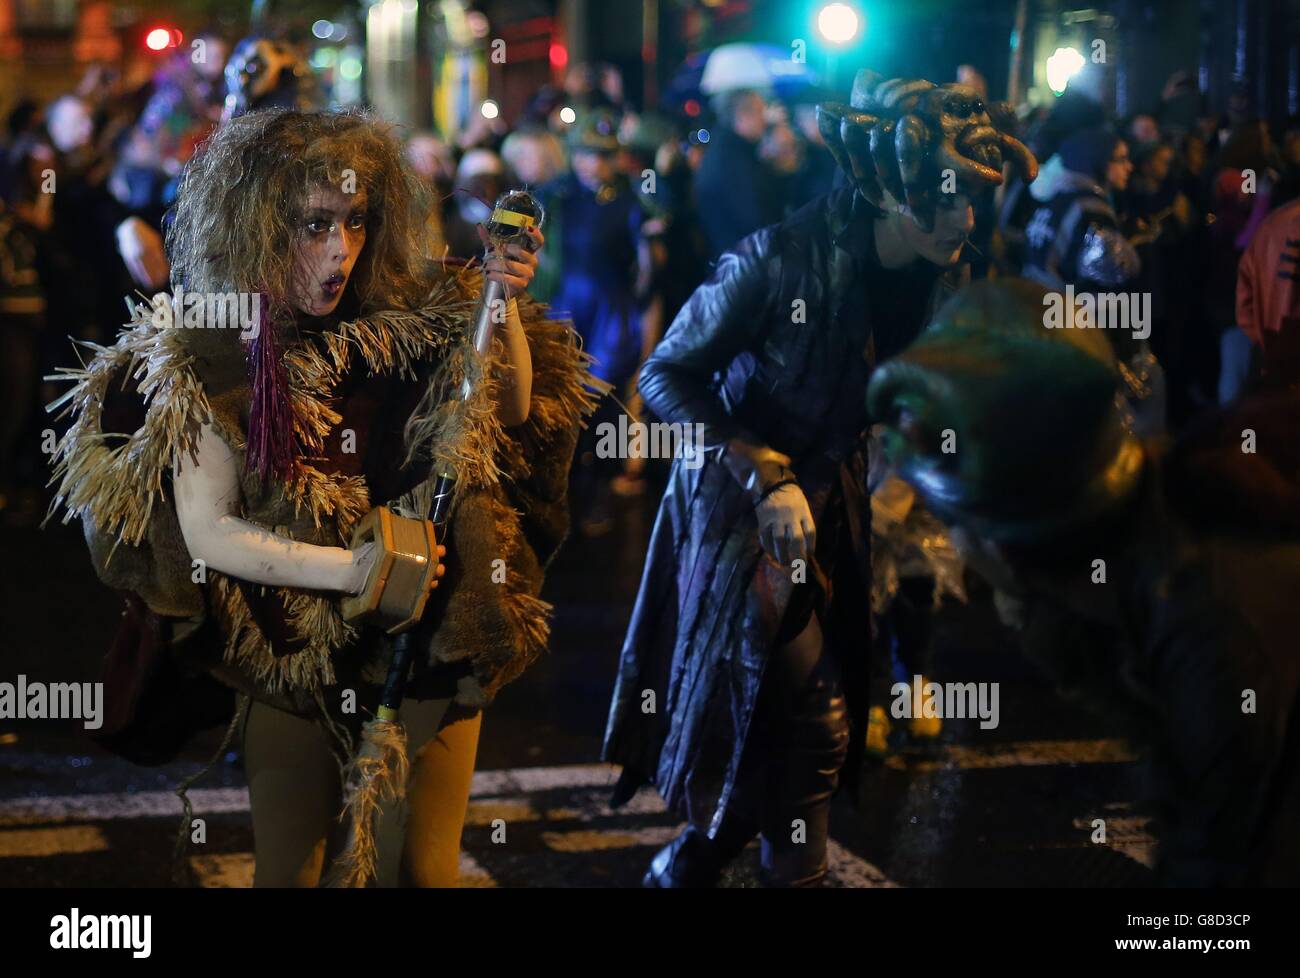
<box><xmin>479</xmin><ymin>224</ymin><xmax>544</xmax><ymax>299</ymax></box>
<box><xmin>344</xmin><ymin>541</ymin><xmax>446</xmax><ymax>596</ymax></box>
<box><xmin>756</xmin><ymin>483</ymin><xmax>816</xmax><ymax>567</ymax></box>
<box><xmin>116</xmin><ymin>216</ymin><xmax>169</xmax><ymax>290</ymax></box>
<box><xmin>430</xmin><ymin>543</ymin><xmax>446</xmax><ymax>589</ymax></box>
<box><xmin>720</xmin><ymin>438</ymin><xmax>795</xmax><ymax>497</ymax></box>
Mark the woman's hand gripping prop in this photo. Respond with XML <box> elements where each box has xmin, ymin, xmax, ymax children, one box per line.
<box><xmin>328</xmin><ymin>190</ymin><xmax>546</xmax><ymax>888</ymax></box>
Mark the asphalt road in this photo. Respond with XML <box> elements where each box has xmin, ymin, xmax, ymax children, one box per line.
<box><xmin>0</xmin><ymin>480</ymin><xmax>1154</xmax><ymax>887</ymax></box>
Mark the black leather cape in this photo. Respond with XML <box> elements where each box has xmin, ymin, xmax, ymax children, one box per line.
<box><xmin>602</xmin><ymin>188</ymin><xmax>964</xmax><ymax>834</ymax></box>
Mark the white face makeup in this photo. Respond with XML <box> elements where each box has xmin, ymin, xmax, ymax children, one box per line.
<box><xmin>291</xmin><ymin>185</ymin><xmax>368</xmax><ymax>318</ymax></box>
<box><xmin>900</xmin><ymin>192</ymin><xmax>976</xmax><ymax>267</ymax></box>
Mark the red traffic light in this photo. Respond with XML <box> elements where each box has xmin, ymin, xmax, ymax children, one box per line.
<box><xmin>145</xmin><ymin>27</ymin><xmax>183</xmax><ymax>51</ymax></box>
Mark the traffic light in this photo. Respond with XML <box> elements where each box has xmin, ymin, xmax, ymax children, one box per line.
<box><xmin>144</xmin><ymin>26</ymin><xmax>183</xmax><ymax>52</ymax></box>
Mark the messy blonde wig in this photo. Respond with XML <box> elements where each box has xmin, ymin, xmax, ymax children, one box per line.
<box><xmin>167</xmin><ymin>109</ymin><xmax>432</xmax><ymax>323</ymax></box>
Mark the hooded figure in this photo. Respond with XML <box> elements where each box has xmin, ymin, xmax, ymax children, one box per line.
<box><xmin>603</xmin><ymin>69</ymin><xmax>1035</xmax><ymax>886</ymax></box>
<box><xmin>1023</xmin><ymin>127</ymin><xmax>1139</xmax><ymax>293</ymax></box>
<box><xmin>868</xmin><ymin>278</ymin><xmax>1300</xmax><ymax>886</ymax></box>
<box><xmin>1023</xmin><ymin>127</ymin><xmax>1166</xmax><ymax>434</ymax></box>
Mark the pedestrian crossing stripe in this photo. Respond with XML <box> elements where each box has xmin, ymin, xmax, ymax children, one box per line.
<box><xmin>0</xmin><ymin>762</ymin><xmax>899</xmax><ymax>886</ymax></box>
<box><xmin>0</xmin><ymin>743</ymin><xmax>1154</xmax><ymax>886</ymax></box>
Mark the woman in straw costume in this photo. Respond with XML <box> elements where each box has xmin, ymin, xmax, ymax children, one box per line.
<box><xmin>47</xmin><ymin>109</ymin><xmax>598</xmax><ymax>887</ymax></box>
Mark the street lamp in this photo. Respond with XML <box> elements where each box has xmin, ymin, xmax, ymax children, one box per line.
<box><xmin>1046</xmin><ymin>46</ymin><xmax>1085</xmax><ymax>96</ymax></box>
<box><xmin>817</xmin><ymin>2</ymin><xmax>861</xmax><ymax>45</ymax></box>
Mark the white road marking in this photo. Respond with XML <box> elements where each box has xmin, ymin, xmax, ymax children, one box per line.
<box><xmin>0</xmin><ymin>749</ymin><xmax>1140</xmax><ymax>886</ymax></box>
<box><xmin>0</xmin><ymin>786</ymin><xmax>250</xmax><ymax>825</ymax></box>
<box><xmin>1070</xmin><ymin>814</ymin><xmax>1158</xmax><ymax>870</ymax></box>
<box><xmin>827</xmin><ymin>840</ymin><xmax>899</xmax><ymax>887</ymax></box>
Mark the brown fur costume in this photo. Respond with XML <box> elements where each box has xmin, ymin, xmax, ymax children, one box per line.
<box><xmin>47</xmin><ymin>264</ymin><xmax>601</xmax><ymax>728</ymax></box>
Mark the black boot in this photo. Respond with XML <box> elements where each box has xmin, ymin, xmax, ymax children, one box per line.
<box><xmin>758</xmin><ymin>635</ymin><xmax>850</xmax><ymax>887</ymax></box>
<box><xmin>642</xmin><ymin>826</ymin><xmax>725</xmax><ymax>888</ymax></box>
<box><xmin>642</xmin><ymin>816</ymin><xmax>758</xmax><ymax>888</ymax></box>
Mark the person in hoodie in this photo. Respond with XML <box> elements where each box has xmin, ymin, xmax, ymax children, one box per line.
<box><xmin>1022</xmin><ymin>126</ymin><xmax>1165</xmax><ymax>434</ymax></box>
<box><xmin>1236</xmin><ymin>196</ymin><xmax>1300</xmax><ymax>390</ymax></box>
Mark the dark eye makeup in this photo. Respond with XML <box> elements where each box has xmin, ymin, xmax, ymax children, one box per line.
<box><xmin>304</xmin><ymin>208</ymin><xmax>369</xmax><ymax>235</ymax></box>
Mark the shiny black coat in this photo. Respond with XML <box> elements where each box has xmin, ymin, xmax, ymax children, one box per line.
<box><xmin>602</xmin><ymin>188</ymin><xmax>962</xmax><ymax>832</ymax></box>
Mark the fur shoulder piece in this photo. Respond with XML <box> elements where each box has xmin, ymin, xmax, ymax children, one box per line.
<box><xmin>46</xmin><ymin>269</ymin><xmax>606</xmax><ymax>703</ymax></box>
<box><xmin>46</xmin><ymin>301</ymin><xmax>214</xmax><ymax>555</ymax></box>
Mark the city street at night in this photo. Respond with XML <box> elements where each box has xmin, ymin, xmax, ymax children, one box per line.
<box><xmin>0</xmin><ymin>0</ymin><xmax>1294</xmax><ymax>960</ymax></box>
<box><xmin>3</xmin><ymin>487</ymin><xmax>1155</xmax><ymax>888</ymax></box>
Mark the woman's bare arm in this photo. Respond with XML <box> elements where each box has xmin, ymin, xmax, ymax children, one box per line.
<box><xmin>493</xmin><ymin>297</ymin><xmax>533</xmax><ymax>426</ymax></box>
<box><xmin>173</xmin><ymin>423</ymin><xmax>374</xmax><ymax>593</ymax></box>
<box><xmin>479</xmin><ymin>224</ymin><xmax>543</xmax><ymax>427</ymax></box>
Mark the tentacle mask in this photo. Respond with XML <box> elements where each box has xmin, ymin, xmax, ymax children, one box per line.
<box><xmin>818</xmin><ymin>69</ymin><xmax>1038</xmax><ymax>232</ymax></box>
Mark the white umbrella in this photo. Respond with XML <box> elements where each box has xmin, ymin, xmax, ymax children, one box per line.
<box><xmin>699</xmin><ymin>42</ymin><xmax>819</xmax><ymax>96</ymax></box>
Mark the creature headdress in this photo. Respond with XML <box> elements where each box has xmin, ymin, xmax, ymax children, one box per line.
<box><xmin>222</xmin><ymin>37</ymin><xmax>319</xmax><ymax>122</ymax></box>
<box><xmin>817</xmin><ymin>70</ymin><xmax>1038</xmax><ymax>232</ymax></box>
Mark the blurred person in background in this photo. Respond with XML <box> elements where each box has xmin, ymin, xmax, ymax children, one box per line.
<box><xmin>694</xmin><ymin>87</ymin><xmax>783</xmax><ymax>260</ymax></box>
<box><xmin>1127</xmin><ymin>140</ymin><xmax>1199</xmax><ymax>424</ymax></box>
<box><xmin>405</xmin><ymin>130</ymin><xmax>457</xmax><ymax>258</ymax></box>
<box><xmin>629</xmin><ymin>118</ymin><xmax>710</xmax><ymax>329</ymax></box>
<box><xmin>756</xmin><ymin>102</ymin><xmax>806</xmax><ymax>214</ymax></box>
<box><xmin>1236</xmin><ymin>196</ymin><xmax>1300</xmax><ymax>391</ymax></box>
<box><xmin>0</xmin><ymin>100</ymin><xmax>44</xmax><ymax>204</ymax></box>
<box><xmin>501</xmin><ymin>127</ymin><xmax>567</xmax><ymax>189</ymax></box>
<box><xmin>1208</xmin><ymin>120</ymin><xmax>1283</xmax><ymax>404</ymax></box>
<box><xmin>786</xmin><ymin>101</ymin><xmax>836</xmax><ymax>207</ymax></box>
<box><xmin>43</xmin><ymin>94</ymin><xmax>127</xmax><ymax>348</ymax></box>
<box><xmin>1022</xmin><ymin>127</ymin><xmax>1165</xmax><ymax>434</ymax></box>
<box><xmin>442</xmin><ymin>148</ymin><xmax>508</xmax><ymax>261</ymax></box>
<box><xmin>535</xmin><ymin>109</ymin><xmax>654</xmax><ymax>527</ymax></box>
<box><xmin>999</xmin><ymin>66</ymin><xmax>1108</xmax><ymax>276</ymax></box>
<box><xmin>1023</xmin><ymin>128</ymin><xmax>1139</xmax><ymax>293</ymax></box>
<box><xmin>0</xmin><ymin>101</ymin><xmax>52</xmax><ymax>524</ymax></box>
<box><xmin>1030</xmin><ymin>62</ymin><xmax>1109</xmax><ymax>162</ymax></box>
<box><xmin>0</xmin><ymin>192</ymin><xmax>47</xmax><ymax>525</ymax></box>
<box><xmin>115</xmin><ymin>34</ymin><xmax>317</xmax><ymax>294</ymax></box>
<box><xmin>1269</xmin><ymin>117</ymin><xmax>1300</xmax><ymax>206</ymax></box>
<box><xmin>109</xmin><ymin>32</ymin><xmax>229</xmax><ymax>294</ymax></box>
<box><xmin>1157</xmin><ymin>70</ymin><xmax>1201</xmax><ymax>144</ymax></box>
<box><xmin>453</xmin><ymin>111</ymin><xmax>508</xmax><ymax>154</ymax></box>
<box><xmin>108</xmin><ymin>31</ymin><xmax>228</xmax><ymax>222</ymax></box>
<box><xmin>1128</xmin><ymin>112</ymin><xmax>1161</xmax><ymax>151</ymax></box>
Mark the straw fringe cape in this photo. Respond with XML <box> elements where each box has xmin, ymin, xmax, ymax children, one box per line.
<box><xmin>47</xmin><ymin>265</ymin><xmax>601</xmax><ymax>727</ymax></box>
